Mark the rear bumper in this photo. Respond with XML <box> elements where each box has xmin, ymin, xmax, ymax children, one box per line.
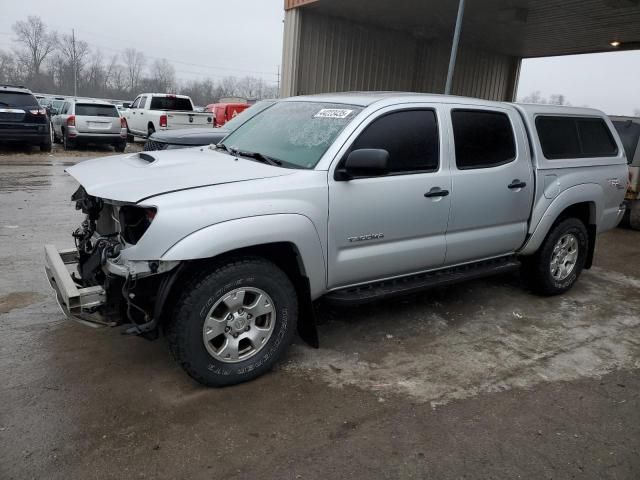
<box><xmin>0</xmin><ymin>125</ymin><xmax>49</xmax><ymax>143</ymax></box>
<box><xmin>70</xmin><ymin>133</ymin><xmax>125</xmax><ymax>144</ymax></box>
<box><xmin>44</xmin><ymin>245</ymin><xmax>113</xmax><ymax>327</ymax></box>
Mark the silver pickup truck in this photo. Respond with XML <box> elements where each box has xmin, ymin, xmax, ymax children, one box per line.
<box><xmin>45</xmin><ymin>93</ymin><xmax>628</xmax><ymax>386</ymax></box>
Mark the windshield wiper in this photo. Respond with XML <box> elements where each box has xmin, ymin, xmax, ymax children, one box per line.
<box><xmin>235</xmin><ymin>150</ymin><xmax>283</xmax><ymax>167</ymax></box>
<box><xmin>216</xmin><ymin>144</ymin><xmax>284</xmax><ymax>167</ymax></box>
<box><xmin>215</xmin><ymin>143</ymin><xmax>234</xmax><ymax>154</ymax></box>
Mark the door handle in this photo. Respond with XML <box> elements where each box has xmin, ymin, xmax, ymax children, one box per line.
<box><xmin>424</xmin><ymin>188</ymin><xmax>450</xmax><ymax>198</ymax></box>
<box><xmin>508</xmin><ymin>180</ymin><xmax>527</xmax><ymax>189</ymax></box>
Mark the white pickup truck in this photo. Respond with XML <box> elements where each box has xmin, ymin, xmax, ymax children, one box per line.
<box><xmin>123</xmin><ymin>93</ymin><xmax>213</xmax><ymax>139</ymax></box>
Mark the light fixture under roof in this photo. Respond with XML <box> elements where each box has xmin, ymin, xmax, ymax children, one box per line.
<box><xmin>610</xmin><ymin>40</ymin><xmax>621</xmax><ymax>47</ymax></box>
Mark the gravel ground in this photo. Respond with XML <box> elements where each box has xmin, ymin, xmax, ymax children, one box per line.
<box><xmin>0</xmin><ymin>150</ymin><xmax>638</xmax><ymax>479</ymax></box>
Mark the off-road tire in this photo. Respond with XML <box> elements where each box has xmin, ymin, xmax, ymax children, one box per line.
<box><xmin>521</xmin><ymin>217</ymin><xmax>588</xmax><ymax>296</ymax></box>
<box><xmin>630</xmin><ymin>201</ymin><xmax>640</xmax><ymax>231</ymax></box>
<box><xmin>166</xmin><ymin>257</ymin><xmax>298</xmax><ymax>387</ymax></box>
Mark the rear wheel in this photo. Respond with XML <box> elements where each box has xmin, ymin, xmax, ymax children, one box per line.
<box><xmin>630</xmin><ymin>201</ymin><xmax>640</xmax><ymax>231</ymax></box>
<box><xmin>147</xmin><ymin>124</ymin><xmax>155</xmax><ymax>139</ymax></box>
<box><xmin>40</xmin><ymin>135</ymin><xmax>52</xmax><ymax>153</ymax></box>
<box><xmin>521</xmin><ymin>217</ymin><xmax>588</xmax><ymax>296</ymax></box>
<box><xmin>63</xmin><ymin>131</ymin><xmax>75</xmax><ymax>151</ymax></box>
<box><xmin>114</xmin><ymin>142</ymin><xmax>126</xmax><ymax>153</ymax></box>
<box><xmin>126</xmin><ymin>129</ymin><xmax>135</xmax><ymax>143</ymax></box>
<box><xmin>167</xmin><ymin>257</ymin><xmax>298</xmax><ymax>387</ymax></box>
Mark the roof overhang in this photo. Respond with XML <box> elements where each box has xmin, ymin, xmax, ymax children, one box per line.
<box><xmin>286</xmin><ymin>0</ymin><xmax>640</xmax><ymax>58</ymax></box>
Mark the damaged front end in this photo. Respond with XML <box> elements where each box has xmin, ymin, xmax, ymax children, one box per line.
<box><xmin>44</xmin><ymin>186</ymin><xmax>179</xmax><ymax>337</ymax></box>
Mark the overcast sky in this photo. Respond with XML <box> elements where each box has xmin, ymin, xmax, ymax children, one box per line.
<box><xmin>1</xmin><ymin>0</ymin><xmax>639</xmax><ymax>115</ymax></box>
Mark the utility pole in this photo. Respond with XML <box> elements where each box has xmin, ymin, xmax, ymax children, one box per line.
<box><xmin>72</xmin><ymin>28</ymin><xmax>77</xmax><ymax>99</ymax></box>
<box><xmin>444</xmin><ymin>0</ymin><xmax>465</xmax><ymax>95</ymax></box>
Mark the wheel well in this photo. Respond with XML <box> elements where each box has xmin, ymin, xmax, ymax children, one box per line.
<box><xmin>557</xmin><ymin>202</ymin><xmax>595</xmax><ymax>227</ymax></box>
<box><xmin>158</xmin><ymin>242</ymin><xmax>319</xmax><ymax>347</ymax></box>
<box><xmin>555</xmin><ymin>202</ymin><xmax>597</xmax><ymax>269</ymax></box>
<box><xmin>148</xmin><ymin>122</ymin><xmax>155</xmax><ymax>131</ymax></box>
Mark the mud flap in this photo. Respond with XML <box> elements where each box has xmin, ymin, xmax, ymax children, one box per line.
<box><xmin>296</xmin><ymin>277</ymin><xmax>319</xmax><ymax>348</ymax></box>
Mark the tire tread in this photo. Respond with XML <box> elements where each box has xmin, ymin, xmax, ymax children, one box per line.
<box><xmin>166</xmin><ymin>257</ymin><xmax>297</xmax><ymax>386</ymax></box>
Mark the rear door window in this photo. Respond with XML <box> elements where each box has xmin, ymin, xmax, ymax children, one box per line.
<box><xmin>0</xmin><ymin>92</ymin><xmax>38</xmax><ymax>108</ymax></box>
<box><xmin>451</xmin><ymin>110</ymin><xmax>516</xmax><ymax>169</ymax></box>
<box><xmin>349</xmin><ymin>109</ymin><xmax>440</xmax><ymax>174</ymax></box>
<box><xmin>150</xmin><ymin>96</ymin><xmax>193</xmax><ymax>111</ymax></box>
<box><xmin>75</xmin><ymin>104</ymin><xmax>119</xmax><ymax>117</ymax></box>
<box><xmin>536</xmin><ymin>116</ymin><xmax>618</xmax><ymax>159</ymax></box>
<box><xmin>612</xmin><ymin>120</ymin><xmax>640</xmax><ymax>164</ymax></box>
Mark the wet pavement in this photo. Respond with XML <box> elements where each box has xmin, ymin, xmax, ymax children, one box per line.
<box><xmin>0</xmin><ymin>150</ymin><xmax>639</xmax><ymax>479</ymax></box>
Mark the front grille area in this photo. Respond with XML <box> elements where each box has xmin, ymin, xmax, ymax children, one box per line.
<box><xmin>143</xmin><ymin>140</ymin><xmax>169</xmax><ymax>151</ymax></box>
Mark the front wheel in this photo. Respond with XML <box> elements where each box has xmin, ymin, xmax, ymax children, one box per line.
<box><xmin>167</xmin><ymin>257</ymin><xmax>298</xmax><ymax>387</ymax></box>
<box><xmin>521</xmin><ymin>217</ymin><xmax>588</xmax><ymax>296</ymax></box>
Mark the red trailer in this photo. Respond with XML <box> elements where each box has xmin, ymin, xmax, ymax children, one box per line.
<box><xmin>205</xmin><ymin>102</ymin><xmax>250</xmax><ymax>127</ymax></box>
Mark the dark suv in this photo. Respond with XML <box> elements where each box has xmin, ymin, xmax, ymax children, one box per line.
<box><xmin>0</xmin><ymin>85</ymin><xmax>52</xmax><ymax>152</ymax></box>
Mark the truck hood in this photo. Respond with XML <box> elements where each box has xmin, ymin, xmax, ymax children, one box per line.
<box><xmin>66</xmin><ymin>148</ymin><xmax>294</xmax><ymax>203</ymax></box>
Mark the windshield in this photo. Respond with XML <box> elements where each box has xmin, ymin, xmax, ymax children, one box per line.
<box><xmin>221</xmin><ymin>101</ymin><xmax>362</xmax><ymax>169</ymax></box>
<box><xmin>222</xmin><ymin>100</ymin><xmax>276</xmax><ymax>132</ymax></box>
<box><xmin>612</xmin><ymin>120</ymin><xmax>640</xmax><ymax>165</ymax></box>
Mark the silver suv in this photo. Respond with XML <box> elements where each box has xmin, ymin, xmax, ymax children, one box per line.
<box><xmin>45</xmin><ymin>93</ymin><xmax>628</xmax><ymax>387</ymax></box>
<box><xmin>52</xmin><ymin>99</ymin><xmax>126</xmax><ymax>151</ymax></box>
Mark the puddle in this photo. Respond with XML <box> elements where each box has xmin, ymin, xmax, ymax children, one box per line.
<box><xmin>0</xmin><ymin>292</ymin><xmax>47</xmax><ymax>315</ymax></box>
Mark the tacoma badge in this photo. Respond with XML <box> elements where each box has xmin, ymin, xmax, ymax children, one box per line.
<box><xmin>348</xmin><ymin>233</ymin><xmax>385</xmax><ymax>242</ymax></box>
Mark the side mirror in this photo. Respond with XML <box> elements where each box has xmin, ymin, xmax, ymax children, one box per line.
<box><xmin>335</xmin><ymin>148</ymin><xmax>390</xmax><ymax>181</ymax></box>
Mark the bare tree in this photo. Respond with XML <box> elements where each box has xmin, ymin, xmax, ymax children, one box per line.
<box><xmin>12</xmin><ymin>16</ymin><xmax>57</xmax><ymax>84</ymax></box>
<box><xmin>548</xmin><ymin>94</ymin><xmax>570</xmax><ymax>106</ymax></box>
<box><xmin>520</xmin><ymin>91</ymin><xmax>544</xmax><ymax>104</ymax></box>
<box><xmin>0</xmin><ymin>50</ymin><xmax>19</xmax><ymax>84</ymax></box>
<box><xmin>58</xmin><ymin>32</ymin><xmax>89</xmax><ymax>96</ymax></box>
<box><xmin>86</xmin><ymin>49</ymin><xmax>105</xmax><ymax>96</ymax></box>
<box><xmin>519</xmin><ymin>91</ymin><xmax>571</xmax><ymax>106</ymax></box>
<box><xmin>123</xmin><ymin>48</ymin><xmax>146</xmax><ymax>93</ymax></box>
<box><xmin>219</xmin><ymin>76</ymin><xmax>239</xmax><ymax>98</ymax></box>
<box><xmin>149</xmin><ymin>58</ymin><xmax>176</xmax><ymax>93</ymax></box>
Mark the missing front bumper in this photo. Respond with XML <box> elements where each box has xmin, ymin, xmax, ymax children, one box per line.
<box><xmin>44</xmin><ymin>244</ymin><xmax>113</xmax><ymax>327</ymax></box>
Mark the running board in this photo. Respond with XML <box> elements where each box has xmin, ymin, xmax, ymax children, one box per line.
<box><xmin>324</xmin><ymin>256</ymin><xmax>520</xmax><ymax>306</ymax></box>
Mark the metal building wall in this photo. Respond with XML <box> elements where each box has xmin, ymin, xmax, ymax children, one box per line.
<box><xmin>280</xmin><ymin>10</ymin><xmax>521</xmax><ymax>101</ymax></box>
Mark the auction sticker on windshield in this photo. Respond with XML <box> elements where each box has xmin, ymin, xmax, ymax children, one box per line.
<box><xmin>314</xmin><ymin>109</ymin><xmax>354</xmax><ymax>119</ymax></box>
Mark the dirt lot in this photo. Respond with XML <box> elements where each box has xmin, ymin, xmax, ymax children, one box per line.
<box><xmin>0</xmin><ymin>148</ymin><xmax>638</xmax><ymax>480</ymax></box>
